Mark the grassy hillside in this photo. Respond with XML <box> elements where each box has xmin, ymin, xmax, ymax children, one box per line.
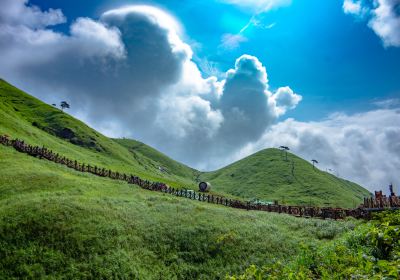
<box><xmin>114</xmin><ymin>138</ymin><xmax>197</xmax><ymax>180</ymax></box>
<box><xmin>0</xmin><ymin>79</ymin><xmax>196</xmax><ymax>188</ymax></box>
<box><xmin>230</xmin><ymin>211</ymin><xmax>400</xmax><ymax>279</ymax></box>
<box><xmin>0</xmin><ymin>79</ymin><xmax>374</xmax><ymax>278</ymax></box>
<box><xmin>201</xmin><ymin>148</ymin><xmax>370</xmax><ymax>208</ymax></box>
<box><xmin>0</xmin><ymin>78</ymin><xmax>369</xmax><ymax>208</ymax></box>
<box><xmin>0</xmin><ymin>145</ymin><xmax>361</xmax><ymax>279</ymax></box>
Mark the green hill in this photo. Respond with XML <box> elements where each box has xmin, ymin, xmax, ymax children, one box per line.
<box><xmin>0</xmin><ymin>78</ymin><xmax>370</xmax><ymax>278</ymax></box>
<box><xmin>114</xmin><ymin>138</ymin><xmax>197</xmax><ymax>180</ymax></box>
<box><xmin>201</xmin><ymin>148</ymin><xmax>370</xmax><ymax>208</ymax></box>
<box><xmin>0</xmin><ymin>141</ymin><xmax>360</xmax><ymax>279</ymax></box>
<box><xmin>0</xmin><ymin>79</ymin><xmax>196</xmax><ymax>188</ymax></box>
<box><xmin>0</xmin><ymin>78</ymin><xmax>370</xmax><ymax>208</ymax></box>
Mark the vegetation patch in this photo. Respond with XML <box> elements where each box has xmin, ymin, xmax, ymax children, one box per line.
<box><xmin>0</xmin><ymin>146</ymin><xmax>360</xmax><ymax>279</ymax></box>
<box><xmin>229</xmin><ymin>211</ymin><xmax>400</xmax><ymax>279</ymax></box>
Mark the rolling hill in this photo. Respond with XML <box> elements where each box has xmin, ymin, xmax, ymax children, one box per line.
<box><xmin>0</xmin><ymin>78</ymin><xmax>371</xmax><ymax>278</ymax></box>
<box><xmin>0</xmin><ymin>144</ymin><xmax>360</xmax><ymax>279</ymax></box>
<box><xmin>0</xmin><ymin>78</ymin><xmax>369</xmax><ymax>207</ymax></box>
<box><xmin>201</xmin><ymin>149</ymin><xmax>370</xmax><ymax>208</ymax></box>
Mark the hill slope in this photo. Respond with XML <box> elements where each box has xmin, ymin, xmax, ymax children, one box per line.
<box><xmin>0</xmin><ymin>79</ymin><xmax>369</xmax><ymax>207</ymax></box>
<box><xmin>114</xmin><ymin>138</ymin><xmax>197</xmax><ymax>180</ymax></box>
<box><xmin>0</xmin><ymin>144</ymin><xmax>359</xmax><ymax>279</ymax></box>
<box><xmin>0</xmin><ymin>78</ymin><xmax>369</xmax><ymax>277</ymax></box>
<box><xmin>0</xmin><ymin>79</ymin><xmax>196</xmax><ymax>187</ymax></box>
<box><xmin>201</xmin><ymin>148</ymin><xmax>370</xmax><ymax>208</ymax></box>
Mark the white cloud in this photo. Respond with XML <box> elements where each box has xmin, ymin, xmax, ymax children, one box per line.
<box><xmin>343</xmin><ymin>0</ymin><xmax>400</xmax><ymax>47</ymax></box>
<box><xmin>102</xmin><ymin>5</ymin><xmax>182</xmax><ymax>34</ymax></box>
<box><xmin>221</xmin><ymin>33</ymin><xmax>248</xmax><ymax>49</ymax></box>
<box><xmin>1</xmin><ymin>0</ymin><xmax>398</xmax><ymax>193</ymax></box>
<box><xmin>233</xmin><ymin>108</ymin><xmax>400</xmax><ymax>192</ymax></box>
<box><xmin>369</xmin><ymin>0</ymin><xmax>400</xmax><ymax>47</ymax></box>
<box><xmin>272</xmin><ymin>86</ymin><xmax>303</xmax><ymax>115</ymax></box>
<box><xmin>343</xmin><ymin>0</ymin><xmax>364</xmax><ymax>15</ymax></box>
<box><xmin>0</xmin><ymin>0</ymin><xmax>66</xmax><ymax>28</ymax></box>
<box><xmin>0</xmin><ymin>1</ymin><xmax>300</xmax><ymax>171</ymax></box>
<box><xmin>373</xmin><ymin>98</ymin><xmax>400</xmax><ymax>108</ymax></box>
<box><xmin>156</xmin><ymin>95</ymin><xmax>224</xmax><ymax>138</ymax></box>
<box><xmin>70</xmin><ymin>18</ymin><xmax>126</xmax><ymax>59</ymax></box>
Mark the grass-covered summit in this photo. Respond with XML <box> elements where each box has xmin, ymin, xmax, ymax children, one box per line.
<box><xmin>201</xmin><ymin>148</ymin><xmax>370</xmax><ymax>208</ymax></box>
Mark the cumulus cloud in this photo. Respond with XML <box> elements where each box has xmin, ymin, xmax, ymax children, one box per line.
<box><xmin>232</xmin><ymin>108</ymin><xmax>400</xmax><ymax>192</ymax></box>
<box><xmin>156</xmin><ymin>95</ymin><xmax>224</xmax><ymax>139</ymax></box>
<box><xmin>343</xmin><ymin>0</ymin><xmax>400</xmax><ymax>47</ymax></box>
<box><xmin>0</xmin><ymin>0</ymin><xmax>66</xmax><ymax>28</ymax></box>
<box><xmin>152</xmin><ymin>54</ymin><xmax>301</xmax><ymax>170</ymax></box>
<box><xmin>1</xmin><ymin>1</ymin><xmax>398</xmax><ymax>192</ymax></box>
<box><xmin>369</xmin><ymin>0</ymin><xmax>400</xmax><ymax>47</ymax></box>
<box><xmin>272</xmin><ymin>86</ymin><xmax>303</xmax><ymax>114</ymax></box>
<box><xmin>70</xmin><ymin>18</ymin><xmax>126</xmax><ymax>58</ymax></box>
<box><xmin>0</xmin><ymin>1</ymin><xmax>300</xmax><ymax>171</ymax></box>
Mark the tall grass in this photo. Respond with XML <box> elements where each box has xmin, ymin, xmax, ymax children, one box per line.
<box><xmin>0</xmin><ymin>146</ymin><xmax>361</xmax><ymax>279</ymax></box>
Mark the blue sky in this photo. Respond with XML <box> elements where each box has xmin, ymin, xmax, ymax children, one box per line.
<box><xmin>30</xmin><ymin>0</ymin><xmax>400</xmax><ymax>120</ymax></box>
<box><xmin>1</xmin><ymin>0</ymin><xmax>400</xmax><ymax>191</ymax></box>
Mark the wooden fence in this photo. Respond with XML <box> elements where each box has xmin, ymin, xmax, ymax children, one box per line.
<box><xmin>0</xmin><ymin>134</ymin><xmax>395</xmax><ymax>220</ymax></box>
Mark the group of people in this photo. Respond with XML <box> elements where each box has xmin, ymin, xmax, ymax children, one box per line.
<box><xmin>0</xmin><ymin>134</ymin><xmax>372</xmax><ymax>219</ymax></box>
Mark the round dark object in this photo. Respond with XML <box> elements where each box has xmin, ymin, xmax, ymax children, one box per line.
<box><xmin>199</xmin><ymin>182</ymin><xmax>211</xmax><ymax>192</ymax></box>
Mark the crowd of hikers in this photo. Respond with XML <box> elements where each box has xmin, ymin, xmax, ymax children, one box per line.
<box><xmin>1</xmin><ymin>134</ymin><xmax>394</xmax><ymax>220</ymax></box>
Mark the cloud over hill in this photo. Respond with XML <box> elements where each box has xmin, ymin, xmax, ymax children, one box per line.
<box><xmin>0</xmin><ymin>0</ymin><xmax>399</xmax><ymax>192</ymax></box>
<box><xmin>0</xmin><ymin>1</ymin><xmax>300</xmax><ymax>169</ymax></box>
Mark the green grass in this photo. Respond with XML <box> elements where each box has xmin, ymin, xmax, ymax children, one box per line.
<box><xmin>229</xmin><ymin>211</ymin><xmax>400</xmax><ymax>279</ymax></box>
<box><xmin>0</xmin><ymin>79</ymin><xmax>196</xmax><ymax>188</ymax></box>
<box><xmin>200</xmin><ymin>149</ymin><xmax>370</xmax><ymax>208</ymax></box>
<box><xmin>0</xmin><ymin>78</ymin><xmax>373</xmax><ymax>278</ymax></box>
<box><xmin>0</xmin><ymin>78</ymin><xmax>370</xmax><ymax>207</ymax></box>
<box><xmin>0</xmin><ymin>146</ymin><xmax>362</xmax><ymax>279</ymax></box>
<box><xmin>114</xmin><ymin>138</ymin><xmax>197</xmax><ymax>180</ymax></box>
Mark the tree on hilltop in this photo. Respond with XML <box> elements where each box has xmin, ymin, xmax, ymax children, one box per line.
<box><xmin>279</xmin><ymin>146</ymin><xmax>290</xmax><ymax>161</ymax></box>
<box><xmin>60</xmin><ymin>101</ymin><xmax>70</xmax><ymax>111</ymax></box>
<box><xmin>311</xmin><ymin>159</ymin><xmax>319</xmax><ymax>169</ymax></box>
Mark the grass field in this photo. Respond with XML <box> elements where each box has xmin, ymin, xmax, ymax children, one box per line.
<box><xmin>0</xmin><ymin>145</ymin><xmax>362</xmax><ymax>279</ymax></box>
<box><xmin>0</xmin><ymin>78</ymin><xmax>374</xmax><ymax>278</ymax></box>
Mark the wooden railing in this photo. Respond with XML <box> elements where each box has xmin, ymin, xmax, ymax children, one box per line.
<box><xmin>0</xmin><ymin>135</ymin><xmax>393</xmax><ymax>220</ymax></box>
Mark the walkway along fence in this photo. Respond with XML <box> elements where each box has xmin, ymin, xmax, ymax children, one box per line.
<box><xmin>1</xmin><ymin>134</ymin><xmax>398</xmax><ymax>220</ymax></box>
